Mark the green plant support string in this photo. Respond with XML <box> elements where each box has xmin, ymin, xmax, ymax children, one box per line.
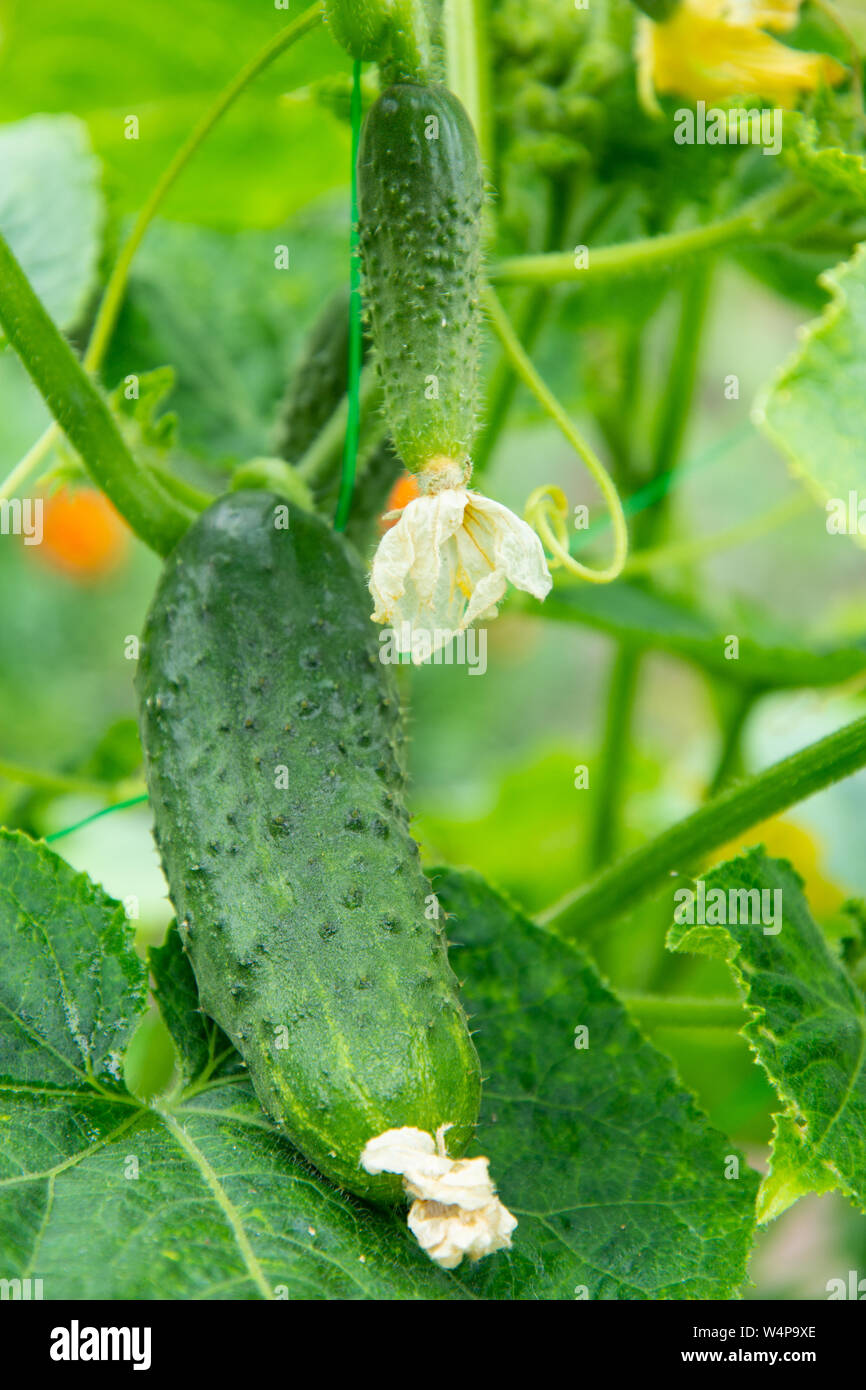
<box><xmin>334</xmin><ymin>59</ymin><xmax>364</xmax><ymax>533</ymax></box>
<box><xmin>45</xmin><ymin>795</ymin><xmax>150</xmax><ymax>844</ymax></box>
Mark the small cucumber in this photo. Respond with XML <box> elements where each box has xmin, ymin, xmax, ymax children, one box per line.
<box><xmin>275</xmin><ymin>286</ymin><xmax>359</xmax><ymax>468</ymax></box>
<box><xmin>358</xmin><ymin>82</ymin><xmax>484</xmax><ymax>474</ymax></box>
<box><xmin>324</xmin><ymin>1</ymin><xmax>431</xmax><ymax>78</ymax></box>
<box><xmin>324</xmin><ymin>0</ymin><xmax>390</xmax><ymax>60</ymax></box>
<box><xmin>137</xmin><ymin>492</ymin><xmax>481</xmax><ymax>1201</ymax></box>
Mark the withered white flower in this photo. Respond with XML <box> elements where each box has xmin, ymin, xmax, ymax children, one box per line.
<box><xmin>369</xmin><ymin>458</ymin><xmax>552</xmax><ymax>658</ymax></box>
<box><xmin>361</xmin><ymin>1124</ymin><xmax>517</xmax><ymax>1270</ymax></box>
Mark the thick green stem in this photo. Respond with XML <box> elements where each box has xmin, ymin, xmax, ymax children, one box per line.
<box><xmin>589</xmin><ymin>647</ymin><xmax>640</xmax><ymax>871</ymax></box>
<box><xmin>644</xmin><ymin>271</ymin><xmax>711</xmax><ymax>525</ymax></box>
<box><xmin>589</xmin><ymin>272</ymin><xmax>710</xmax><ymax>866</ymax></box>
<box><xmin>706</xmin><ymin>688</ymin><xmax>756</xmax><ymax>799</ymax></box>
<box><xmin>538</xmin><ymin>713</ymin><xmax>866</xmax><ymax>941</ymax></box>
<box><xmin>0</xmin><ymin>232</ymin><xmax>192</xmax><ymax>555</ymax></box>
<box><xmin>620</xmin><ymin>993</ymin><xmax>746</xmax><ymax>1029</ymax></box>
<box><xmin>490</xmin><ymin>189</ymin><xmax>798</xmax><ymax>288</ymax></box>
<box><xmin>443</xmin><ymin>0</ymin><xmax>492</xmax><ymax>164</ymax></box>
<box><xmin>649</xmin><ymin>272</ymin><xmax>710</xmax><ymax>495</ymax></box>
<box><xmin>597</xmin><ymin>320</ymin><xmax>644</xmax><ymax>490</ymax></box>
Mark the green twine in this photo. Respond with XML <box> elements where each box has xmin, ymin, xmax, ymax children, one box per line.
<box><xmin>45</xmin><ymin>794</ymin><xmax>150</xmax><ymax>844</ymax></box>
<box><xmin>334</xmin><ymin>59</ymin><xmax>364</xmax><ymax>533</ymax></box>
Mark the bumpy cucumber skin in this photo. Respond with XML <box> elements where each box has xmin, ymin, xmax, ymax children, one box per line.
<box><xmin>358</xmin><ymin>83</ymin><xmax>483</xmax><ymax>473</ymax></box>
<box><xmin>324</xmin><ymin>1</ymin><xmax>389</xmax><ymax>61</ymax></box>
<box><xmin>275</xmin><ymin>286</ymin><xmax>358</xmax><ymax>469</ymax></box>
<box><xmin>325</xmin><ymin>1</ymin><xmax>431</xmax><ymax>78</ymax></box>
<box><xmin>137</xmin><ymin>492</ymin><xmax>480</xmax><ymax>1202</ymax></box>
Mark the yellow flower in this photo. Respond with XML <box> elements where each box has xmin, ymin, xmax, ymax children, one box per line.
<box><xmin>636</xmin><ymin>0</ymin><xmax>847</xmax><ymax>111</ymax></box>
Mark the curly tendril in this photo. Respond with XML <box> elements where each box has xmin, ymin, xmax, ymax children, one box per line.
<box><xmin>524</xmin><ymin>483</ymin><xmax>626</xmax><ymax>585</ymax></box>
<box><xmin>483</xmin><ymin>288</ymin><xmax>628</xmax><ymax>584</ymax></box>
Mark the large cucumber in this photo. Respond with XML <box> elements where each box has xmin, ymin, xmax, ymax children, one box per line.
<box><xmin>137</xmin><ymin>491</ymin><xmax>481</xmax><ymax>1201</ymax></box>
<box><xmin>358</xmin><ymin>83</ymin><xmax>484</xmax><ymax>474</ymax></box>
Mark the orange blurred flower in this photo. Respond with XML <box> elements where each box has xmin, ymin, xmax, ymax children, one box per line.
<box><xmin>380</xmin><ymin>472</ymin><xmax>421</xmax><ymax>531</ymax></box>
<box><xmin>37</xmin><ymin>487</ymin><xmax>129</xmax><ymax>581</ymax></box>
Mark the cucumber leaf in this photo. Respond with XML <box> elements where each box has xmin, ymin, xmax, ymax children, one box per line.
<box><xmin>668</xmin><ymin>849</ymin><xmax>866</xmax><ymax>1224</ymax></box>
<box><xmin>148</xmin><ymin>922</ymin><xmax>239</xmax><ymax>1088</ymax></box>
<box><xmin>103</xmin><ymin>214</ymin><xmax>348</xmax><ymax>465</ymax></box>
<box><xmin>0</xmin><ymin>832</ymin><xmax>757</xmax><ymax>1298</ymax></box>
<box><xmin>438</xmin><ymin>868</ymin><xmax>758</xmax><ymax>1299</ymax></box>
<box><xmin>754</xmin><ymin>244</ymin><xmax>866</xmax><ymax>531</ymax></box>
<box><xmin>0</xmin><ymin>831</ymin><xmax>459</xmax><ymax>1300</ymax></box>
<box><xmin>538</xmin><ymin>579</ymin><xmax>866</xmax><ymax>689</ymax></box>
<box><xmin>0</xmin><ymin>115</ymin><xmax>104</xmax><ymax>343</ymax></box>
<box><xmin>782</xmin><ymin>109</ymin><xmax>866</xmax><ymax>210</ymax></box>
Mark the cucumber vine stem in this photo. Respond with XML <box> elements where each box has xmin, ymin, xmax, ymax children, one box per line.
<box><xmin>620</xmin><ymin>993</ymin><xmax>746</xmax><ymax>1029</ymax></box>
<box><xmin>490</xmin><ymin>186</ymin><xmax>809</xmax><ymax>288</ymax></box>
<box><xmin>590</xmin><ymin>270</ymin><xmax>710</xmax><ymax>867</ymax></box>
<box><xmin>0</xmin><ymin>231</ymin><xmax>194</xmax><ymax>554</ymax></box>
<box><xmin>443</xmin><ymin>0</ymin><xmax>493</xmax><ymax>165</ymax></box>
<box><xmin>589</xmin><ymin>649</ymin><xmax>640</xmax><ymax>871</ymax></box>
<box><xmin>538</xmin><ymin>712</ymin><xmax>866</xmax><ymax>941</ymax></box>
<box><xmin>647</xmin><ymin>269</ymin><xmax>711</xmax><ymax>521</ymax></box>
<box><xmin>0</xmin><ymin>2</ymin><xmax>325</xmax><ymax>505</ymax></box>
<box><xmin>706</xmin><ymin>688</ymin><xmax>756</xmax><ymax>799</ymax></box>
<box><xmin>484</xmin><ymin>287</ymin><xmax>628</xmax><ymax>582</ymax></box>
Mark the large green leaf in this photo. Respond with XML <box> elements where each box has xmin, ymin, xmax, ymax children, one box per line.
<box><xmin>538</xmin><ymin>579</ymin><xmax>866</xmax><ymax>689</ymax></box>
<box><xmin>0</xmin><ymin>833</ymin><xmax>458</xmax><ymax>1299</ymax></box>
<box><xmin>103</xmin><ymin>213</ymin><xmax>348</xmax><ymax>465</ymax></box>
<box><xmin>0</xmin><ymin>115</ymin><xmax>104</xmax><ymax>341</ymax></box>
<box><xmin>754</xmin><ymin>244</ymin><xmax>866</xmax><ymax>533</ymax></box>
<box><xmin>0</xmin><ymin>833</ymin><xmax>757</xmax><ymax>1298</ymax></box>
<box><xmin>668</xmin><ymin>849</ymin><xmax>866</xmax><ymax>1224</ymax></box>
<box><xmin>438</xmin><ymin>869</ymin><xmax>758</xmax><ymax>1299</ymax></box>
<box><xmin>0</xmin><ymin>0</ymin><xmax>349</xmax><ymax>231</ymax></box>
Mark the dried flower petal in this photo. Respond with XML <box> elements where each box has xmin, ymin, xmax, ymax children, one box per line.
<box><xmin>360</xmin><ymin>1125</ymin><xmax>517</xmax><ymax>1269</ymax></box>
<box><xmin>369</xmin><ymin>486</ymin><xmax>551</xmax><ymax>657</ymax></box>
